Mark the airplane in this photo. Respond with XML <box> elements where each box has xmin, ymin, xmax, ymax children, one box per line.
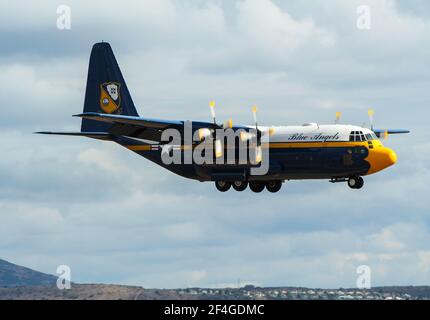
<box><xmin>37</xmin><ymin>42</ymin><xmax>410</xmax><ymax>193</ymax></box>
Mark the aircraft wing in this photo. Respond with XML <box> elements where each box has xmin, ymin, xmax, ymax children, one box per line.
<box><xmin>73</xmin><ymin>112</ymin><xmax>225</xmax><ymax>141</ymax></box>
<box><xmin>374</xmin><ymin>129</ymin><xmax>410</xmax><ymax>138</ymax></box>
<box><xmin>74</xmin><ymin>112</ymin><xmax>185</xmax><ymax>129</ymax></box>
<box><xmin>39</xmin><ymin>113</ymin><xmax>250</xmax><ymax>142</ymax></box>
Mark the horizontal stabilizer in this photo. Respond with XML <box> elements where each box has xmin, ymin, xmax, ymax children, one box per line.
<box><xmin>35</xmin><ymin>131</ymin><xmax>112</xmax><ymax>140</ymax></box>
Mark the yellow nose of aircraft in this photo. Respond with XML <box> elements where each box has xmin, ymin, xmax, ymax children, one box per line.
<box><xmin>366</xmin><ymin>145</ymin><xmax>397</xmax><ymax>175</ymax></box>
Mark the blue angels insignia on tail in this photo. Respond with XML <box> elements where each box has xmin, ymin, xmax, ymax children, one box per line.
<box><xmin>100</xmin><ymin>82</ymin><xmax>121</xmax><ymax>114</ymax></box>
<box><xmin>81</xmin><ymin>42</ymin><xmax>139</xmax><ymax>132</ymax></box>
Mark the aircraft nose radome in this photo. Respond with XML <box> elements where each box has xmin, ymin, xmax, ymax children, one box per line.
<box><xmin>366</xmin><ymin>147</ymin><xmax>397</xmax><ymax>175</ymax></box>
<box><xmin>388</xmin><ymin>149</ymin><xmax>397</xmax><ymax>166</ymax></box>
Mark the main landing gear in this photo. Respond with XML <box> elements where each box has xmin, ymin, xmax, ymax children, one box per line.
<box><xmin>348</xmin><ymin>176</ymin><xmax>364</xmax><ymax>189</ymax></box>
<box><xmin>215</xmin><ymin>181</ymin><xmax>283</xmax><ymax>193</ymax></box>
<box><xmin>215</xmin><ymin>181</ymin><xmax>231</xmax><ymax>192</ymax></box>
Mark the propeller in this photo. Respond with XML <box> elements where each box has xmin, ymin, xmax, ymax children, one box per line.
<box><xmin>251</xmin><ymin>105</ymin><xmax>262</xmax><ymax>163</ymax></box>
<box><xmin>198</xmin><ymin>102</ymin><xmax>233</xmax><ymax>140</ymax></box>
<box><xmin>367</xmin><ymin>109</ymin><xmax>395</xmax><ymax>140</ymax></box>
<box><xmin>240</xmin><ymin>106</ymin><xmax>275</xmax><ymax>143</ymax></box>
<box><xmin>335</xmin><ymin>111</ymin><xmax>341</xmax><ymax>124</ymax></box>
<box><xmin>197</xmin><ymin>101</ymin><xmax>216</xmax><ymax>141</ymax></box>
<box><xmin>209</xmin><ymin>101</ymin><xmax>223</xmax><ymax>158</ymax></box>
<box><xmin>239</xmin><ymin>106</ymin><xmax>260</xmax><ymax>143</ymax></box>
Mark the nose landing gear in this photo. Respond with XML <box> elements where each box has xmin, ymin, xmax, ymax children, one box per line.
<box><xmin>348</xmin><ymin>176</ymin><xmax>364</xmax><ymax>189</ymax></box>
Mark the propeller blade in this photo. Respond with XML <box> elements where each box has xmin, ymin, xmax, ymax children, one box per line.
<box><xmin>368</xmin><ymin>109</ymin><xmax>375</xmax><ymax>131</ymax></box>
<box><xmin>255</xmin><ymin>145</ymin><xmax>262</xmax><ymax>164</ymax></box>
<box><xmin>335</xmin><ymin>112</ymin><xmax>341</xmax><ymax>124</ymax></box>
<box><xmin>215</xmin><ymin>139</ymin><xmax>223</xmax><ymax>158</ymax></box>
<box><xmin>252</xmin><ymin>105</ymin><xmax>258</xmax><ymax>128</ymax></box>
<box><xmin>223</xmin><ymin>118</ymin><xmax>233</xmax><ymax>129</ymax></box>
<box><xmin>209</xmin><ymin>101</ymin><xmax>216</xmax><ymax>124</ymax></box>
<box><xmin>383</xmin><ymin>129</ymin><xmax>389</xmax><ymax>140</ymax></box>
<box><xmin>268</xmin><ymin>127</ymin><xmax>276</xmax><ymax>137</ymax></box>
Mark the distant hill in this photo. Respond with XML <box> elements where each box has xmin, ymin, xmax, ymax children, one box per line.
<box><xmin>1</xmin><ymin>258</ymin><xmax>429</xmax><ymax>300</ymax></box>
<box><xmin>0</xmin><ymin>259</ymin><xmax>56</xmax><ymax>287</ymax></box>
<box><xmin>1</xmin><ymin>284</ymin><xmax>430</xmax><ymax>300</ymax></box>
<box><xmin>0</xmin><ymin>284</ymin><xmax>197</xmax><ymax>300</ymax></box>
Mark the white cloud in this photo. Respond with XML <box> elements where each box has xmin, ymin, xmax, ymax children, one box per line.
<box><xmin>77</xmin><ymin>148</ymin><xmax>122</xmax><ymax>173</ymax></box>
<box><xmin>236</xmin><ymin>0</ymin><xmax>336</xmax><ymax>52</ymax></box>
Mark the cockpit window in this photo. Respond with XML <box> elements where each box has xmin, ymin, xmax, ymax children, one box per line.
<box><xmin>349</xmin><ymin>131</ymin><xmax>367</xmax><ymax>142</ymax></box>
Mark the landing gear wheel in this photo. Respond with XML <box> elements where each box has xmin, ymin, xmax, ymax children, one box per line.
<box><xmin>232</xmin><ymin>181</ymin><xmax>248</xmax><ymax>192</ymax></box>
<box><xmin>249</xmin><ymin>182</ymin><xmax>265</xmax><ymax>193</ymax></box>
<box><xmin>215</xmin><ymin>181</ymin><xmax>231</xmax><ymax>192</ymax></box>
<box><xmin>356</xmin><ymin>177</ymin><xmax>364</xmax><ymax>189</ymax></box>
<box><xmin>348</xmin><ymin>176</ymin><xmax>364</xmax><ymax>189</ymax></box>
<box><xmin>266</xmin><ymin>181</ymin><xmax>282</xmax><ymax>193</ymax></box>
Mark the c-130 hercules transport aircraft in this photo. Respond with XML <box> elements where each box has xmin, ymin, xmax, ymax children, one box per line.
<box><xmin>38</xmin><ymin>42</ymin><xmax>409</xmax><ymax>193</ymax></box>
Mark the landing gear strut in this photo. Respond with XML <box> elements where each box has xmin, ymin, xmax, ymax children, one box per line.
<box><xmin>215</xmin><ymin>181</ymin><xmax>231</xmax><ymax>192</ymax></box>
<box><xmin>348</xmin><ymin>176</ymin><xmax>364</xmax><ymax>189</ymax></box>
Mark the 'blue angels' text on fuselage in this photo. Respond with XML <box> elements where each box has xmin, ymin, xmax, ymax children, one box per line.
<box><xmin>288</xmin><ymin>132</ymin><xmax>340</xmax><ymax>142</ymax></box>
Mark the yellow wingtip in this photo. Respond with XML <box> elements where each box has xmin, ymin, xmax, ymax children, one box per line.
<box><xmin>209</xmin><ymin>101</ymin><xmax>216</xmax><ymax>108</ymax></box>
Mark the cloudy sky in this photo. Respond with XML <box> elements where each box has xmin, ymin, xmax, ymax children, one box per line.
<box><xmin>0</xmin><ymin>0</ymin><xmax>429</xmax><ymax>289</ymax></box>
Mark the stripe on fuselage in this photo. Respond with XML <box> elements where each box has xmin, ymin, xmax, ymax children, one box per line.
<box><xmin>124</xmin><ymin>141</ymin><xmax>371</xmax><ymax>151</ymax></box>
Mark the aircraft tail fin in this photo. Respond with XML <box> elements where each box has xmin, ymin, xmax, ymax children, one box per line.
<box><xmin>81</xmin><ymin>42</ymin><xmax>139</xmax><ymax>132</ymax></box>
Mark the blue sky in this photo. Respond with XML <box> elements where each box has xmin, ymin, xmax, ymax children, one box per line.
<box><xmin>0</xmin><ymin>0</ymin><xmax>429</xmax><ymax>289</ymax></box>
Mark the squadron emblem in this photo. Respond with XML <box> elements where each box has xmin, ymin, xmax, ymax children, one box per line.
<box><xmin>100</xmin><ymin>82</ymin><xmax>121</xmax><ymax>113</ymax></box>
